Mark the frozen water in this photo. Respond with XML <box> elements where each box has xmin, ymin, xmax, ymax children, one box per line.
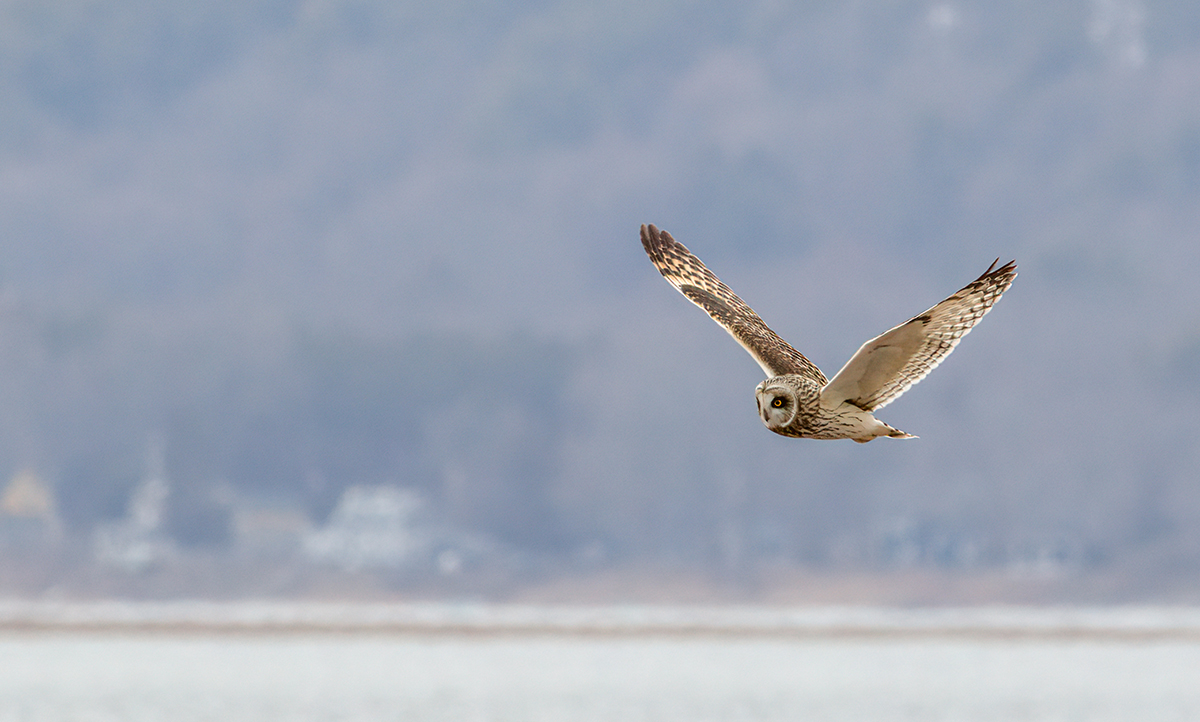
<box><xmin>1</xmin><ymin>603</ymin><xmax>1198</xmax><ymax>721</ymax></box>
<box><xmin>2</xmin><ymin>634</ymin><xmax>1199</xmax><ymax>721</ymax></box>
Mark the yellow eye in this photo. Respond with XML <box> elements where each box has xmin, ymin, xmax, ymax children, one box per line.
<box><xmin>771</xmin><ymin>397</ymin><xmax>784</xmax><ymax>408</ymax></box>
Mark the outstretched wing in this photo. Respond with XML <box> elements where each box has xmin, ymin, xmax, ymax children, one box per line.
<box><xmin>641</xmin><ymin>224</ymin><xmax>827</xmax><ymax>383</ymax></box>
<box><xmin>820</xmin><ymin>259</ymin><xmax>1017</xmax><ymax>411</ymax></box>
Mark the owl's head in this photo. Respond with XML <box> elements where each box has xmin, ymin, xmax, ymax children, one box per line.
<box><xmin>755</xmin><ymin>379</ymin><xmax>798</xmax><ymax>432</ymax></box>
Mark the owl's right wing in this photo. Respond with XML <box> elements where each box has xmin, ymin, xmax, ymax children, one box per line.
<box><xmin>820</xmin><ymin>259</ymin><xmax>1016</xmax><ymax>412</ymax></box>
<box><xmin>641</xmin><ymin>224</ymin><xmax>828</xmax><ymax>384</ymax></box>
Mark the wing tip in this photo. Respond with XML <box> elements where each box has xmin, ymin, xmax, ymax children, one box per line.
<box><xmin>976</xmin><ymin>258</ymin><xmax>1018</xmax><ymax>287</ymax></box>
<box><xmin>640</xmin><ymin>223</ymin><xmax>679</xmax><ymax>252</ymax></box>
<box><xmin>640</xmin><ymin>223</ymin><xmax>667</xmax><ymax>261</ymax></box>
<box><xmin>641</xmin><ymin>223</ymin><xmax>693</xmax><ymax>281</ymax></box>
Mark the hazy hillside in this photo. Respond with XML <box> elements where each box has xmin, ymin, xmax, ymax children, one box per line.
<box><xmin>2</xmin><ymin>0</ymin><xmax>1199</xmax><ymax>593</ymax></box>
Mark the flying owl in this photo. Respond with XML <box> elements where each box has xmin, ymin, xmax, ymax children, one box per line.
<box><xmin>640</xmin><ymin>224</ymin><xmax>1016</xmax><ymax>442</ymax></box>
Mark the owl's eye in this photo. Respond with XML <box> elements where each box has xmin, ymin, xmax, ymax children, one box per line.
<box><xmin>771</xmin><ymin>397</ymin><xmax>785</xmax><ymax>408</ymax></box>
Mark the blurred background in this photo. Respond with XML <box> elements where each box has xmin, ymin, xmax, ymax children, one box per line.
<box><xmin>1</xmin><ymin>0</ymin><xmax>1198</xmax><ymax>603</ymax></box>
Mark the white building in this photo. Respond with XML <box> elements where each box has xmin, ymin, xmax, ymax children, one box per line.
<box><xmin>303</xmin><ymin>486</ymin><xmax>430</xmax><ymax>570</ymax></box>
<box><xmin>93</xmin><ymin>466</ymin><xmax>174</xmax><ymax>572</ymax></box>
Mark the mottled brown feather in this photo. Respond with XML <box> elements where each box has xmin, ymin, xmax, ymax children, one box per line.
<box><xmin>640</xmin><ymin>224</ymin><xmax>827</xmax><ymax>384</ymax></box>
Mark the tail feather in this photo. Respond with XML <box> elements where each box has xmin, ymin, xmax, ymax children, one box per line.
<box><xmin>852</xmin><ymin>429</ymin><xmax>916</xmax><ymax>443</ymax></box>
<box><xmin>850</xmin><ymin>413</ymin><xmax>917</xmax><ymax>443</ymax></box>
<box><xmin>883</xmin><ymin>419</ymin><xmax>917</xmax><ymax>439</ymax></box>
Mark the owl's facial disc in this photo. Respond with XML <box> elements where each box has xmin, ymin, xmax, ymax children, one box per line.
<box><xmin>755</xmin><ymin>382</ymin><xmax>797</xmax><ymax>430</ymax></box>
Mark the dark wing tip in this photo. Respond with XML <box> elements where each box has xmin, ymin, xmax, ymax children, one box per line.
<box><xmin>976</xmin><ymin>258</ymin><xmax>1018</xmax><ymax>284</ymax></box>
<box><xmin>641</xmin><ymin>223</ymin><xmax>689</xmax><ymax>276</ymax></box>
<box><xmin>639</xmin><ymin>223</ymin><xmax>658</xmax><ymax>256</ymax></box>
<box><xmin>640</xmin><ymin>223</ymin><xmax>674</xmax><ymax>251</ymax></box>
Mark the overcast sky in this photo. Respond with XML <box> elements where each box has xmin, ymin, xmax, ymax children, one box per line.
<box><xmin>2</xmin><ymin>0</ymin><xmax>1200</xmax><ymax>572</ymax></box>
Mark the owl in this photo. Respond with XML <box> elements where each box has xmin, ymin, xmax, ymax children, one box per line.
<box><xmin>641</xmin><ymin>224</ymin><xmax>1016</xmax><ymax>442</ymax></box>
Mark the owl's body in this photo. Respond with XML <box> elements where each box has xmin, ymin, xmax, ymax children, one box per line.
<box><xmin>640</xmin><ymin>224</ymin><xmax>1016</xmax><ymax>442</ymax></box>
<box><xmin>754</xmin><ymin>374</ymin><xmax>912</xmax><ymax>442</ymax></box>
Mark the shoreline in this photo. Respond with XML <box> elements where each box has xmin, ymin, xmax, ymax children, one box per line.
<box><xmin>3</xmin><ymin>600</ymin><xmax>1200</xmax><ymax>640</ymax></box>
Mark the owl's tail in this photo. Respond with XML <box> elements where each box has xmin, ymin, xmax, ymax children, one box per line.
<box><xmin>853</xmin><ymin>421</ymin><xmax>917</xmax><ymax>443</ymax></box>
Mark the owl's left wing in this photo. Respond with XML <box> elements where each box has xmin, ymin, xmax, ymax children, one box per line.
<box><xmin>820</xmin><ymin>259</ymin><xmax>1016</xmax><ymax>412</ymax></box>
<box><xmin>641</xmin><ymin>224</ymin><xmax>828</xmax><ymax>384</ymax></box>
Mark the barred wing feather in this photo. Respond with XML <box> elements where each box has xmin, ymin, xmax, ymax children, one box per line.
<box><xmin>640</xmin><ymin>224</ymin><xmax>827</xmax><ymax>384</ymax></box>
